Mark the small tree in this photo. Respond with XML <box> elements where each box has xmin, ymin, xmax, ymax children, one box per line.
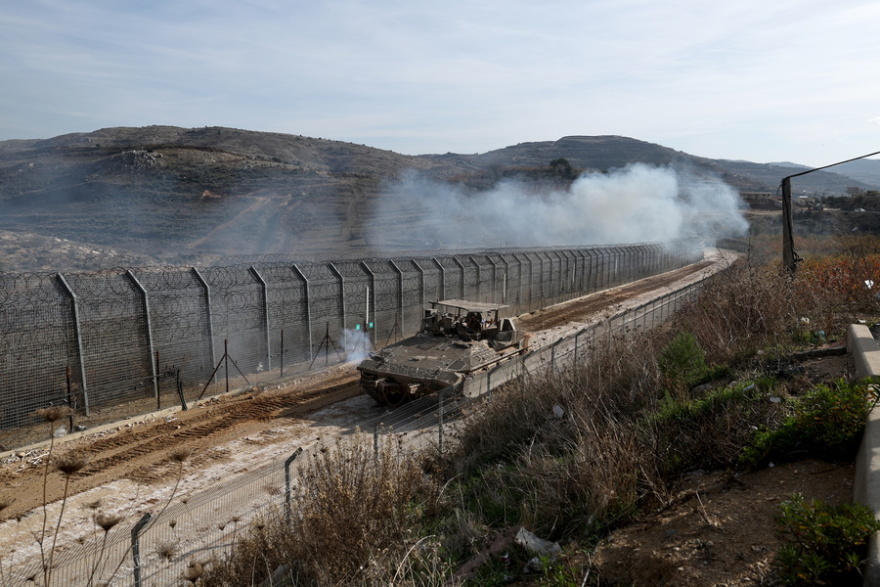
<box><xmin>549</xmin><ymin>158</ymin><xmax>573</xmax><ymax>177</ymax></box>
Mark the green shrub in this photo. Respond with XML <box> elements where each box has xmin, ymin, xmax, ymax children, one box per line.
<box><xmin>742</xmin><ymin>379</ymin><xmax>877</xmax><ymax>466</ymax></box>
<box><xmin>649</xmin><ymin>381</ymin><xmax>780</xmax><ymax>477</ymax></box>
<box><xmin>658</xmin><ymin>331</ymin><xmax>708</xmax><ymax>396</ymax></box>
<box><xmin>775</xmin><ymin>492</ymin><xmax>880</xmax><ymax>586</ymax></box>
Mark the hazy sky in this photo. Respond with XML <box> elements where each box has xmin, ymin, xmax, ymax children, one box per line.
<box><xmin>3</xmin><ymin>0</ymin><xmax>880</xmax><ymax>167</ymax></box>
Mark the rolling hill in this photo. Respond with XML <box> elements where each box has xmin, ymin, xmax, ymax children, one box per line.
<box><xmin>0</xmin><ymin>126</ymin><xmax>874</xmax><ymax>271</ymax></box>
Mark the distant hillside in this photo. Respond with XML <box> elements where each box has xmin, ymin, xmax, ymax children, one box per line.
<box><xmin>466</xmin><ymin>137</ymin><xmax>875</xmax><ymax>194</ymax></box>
<box><xmin>0</xmin><ymin>126</ymin><xmax>875</xmax><ymax>271</ymax></box>
<box><xmin>0</xmin><ymin>126</ymin><xmax>448</xmax><ymax>269</ymax></box>
<box><xmin>834</xmin><ymin>159</ymin><xmax>880</xmax><ymax>188</ymax></box>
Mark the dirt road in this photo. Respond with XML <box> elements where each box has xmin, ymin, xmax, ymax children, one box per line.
<box><xmin>0</xmin><ymin>251</ymin><xmax>735</xmax><ymax>579</ymax></box>
<box><xmin>0</xmin><ymin>256</ymin><xmax>728</xmax><ymax>524</ymax></box>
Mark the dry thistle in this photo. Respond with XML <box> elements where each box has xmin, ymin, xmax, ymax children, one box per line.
<box><xmin>169</xmin><ymin>519</ymin><xmax>178</xmax><ymax>529</ymax></box>
<box><xmin>157</xmin><ymin>541</ymin><xmax>178</xmax><ymax>561</ymax></box>
<box><xmin>170</xmin><ymin>448</ymin><xmax>192</xmax><ymax>463</ymax></box>
<box><xmin>94</xmin><ymin>512</ymin><xmax>123</xmax><ymax>532</ymax></box>
<box><xmin>54</xmin><ymin>453</ymin><xmax>88</xmax><ymax>476</ymax></box>
<box><xmin>34</xmin><ymin>405</ymin><xmax>72</xmax><ymax>423</ymax></box>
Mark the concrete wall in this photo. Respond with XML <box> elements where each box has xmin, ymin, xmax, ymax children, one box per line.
<box><xmin>850</xmin><ymin>324</ymin><xmax>880</xmax><ymax>585</ymax></box>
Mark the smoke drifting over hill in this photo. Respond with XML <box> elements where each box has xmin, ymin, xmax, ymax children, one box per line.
<box><xmin>369</xmin><ymin>164</ymin><xmax>748</xmax><ymax>251</ymax></box>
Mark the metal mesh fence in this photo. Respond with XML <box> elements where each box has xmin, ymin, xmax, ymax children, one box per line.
<box><xmin>3</xmin><ymin>255</ymin><xmax>715</xmax><ymax>587</ymax></box>
<box><xmin>0</xmin><ymin>239</ymin><xmax>702</xmax><ymax>450</ymax></box>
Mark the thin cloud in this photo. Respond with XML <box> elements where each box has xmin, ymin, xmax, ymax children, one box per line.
<box><xmin>1</xmin><ymin>0</ymin><xmax>879</xmax><ymax>165</ymax></box>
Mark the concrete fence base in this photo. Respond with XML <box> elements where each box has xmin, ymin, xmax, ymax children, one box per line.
<box><xmin>849</xmin><ymin>324</ymin><xmax>880</xmax><ymax>585</ymax></box>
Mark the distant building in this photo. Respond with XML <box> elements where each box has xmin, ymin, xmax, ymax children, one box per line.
<box><xmin>740</xmin><ymin>191</ymin><xmax>781</xmax><ymax>210</ymax></box>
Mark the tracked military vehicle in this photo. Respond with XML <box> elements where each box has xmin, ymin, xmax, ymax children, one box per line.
<box><xmin>357</xmin><ymin>299</ymin><xmax>530</xmax><ymax>406</ymax></box>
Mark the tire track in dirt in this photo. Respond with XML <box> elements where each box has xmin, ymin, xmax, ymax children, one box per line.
<box><xmin>0</xmin><ymin>374</ymin><xmax>360</xmax><ymax>522</ymax></box>
<box><xmin>519</xmin><ymin>261</ymin><xmax>713</xmax><ymax>331</ymax></box>
<box><xmin>0</xmin><ymin>257</ymin><xmax>726</xmax><ymax>523</ymax></box>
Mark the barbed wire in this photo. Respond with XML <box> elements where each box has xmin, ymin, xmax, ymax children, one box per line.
<box><xmin>0</xmin><ymin>240</ymin><xmax>703</xmax><ymax>448</ymax></box>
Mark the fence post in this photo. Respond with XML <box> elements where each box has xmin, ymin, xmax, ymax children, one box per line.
<box><xmin>468</xmin><ymin>256</ymin><xmax>481</xmax><ymax>301</ymax></box>
<box><xmin>525</xmin><ymin>254</ymin><xmax>535</xmax><ymax>311</ymax></box>
<box><xmin>284</xmin><ymin>447</ymin><xmax>304</xmax><ymax>524</ymax></box>
<box><xmin>250</xmin><ymin>266</ymin><xmax>272</xmax><ymax>372</ymax></box>
<box><xmin>432</xmin><ymin>258</ymin><xmax>445</xmax><ymax>300</ymax></box>
<box><xmin>413</xmin><ymin>259</ymin><xmax>426</xmax><ymax>310</ymax></box>
<box><xmin>497</xmin><ymin>256</ymin><xmax>508</xmax><ymax>306</ymax></box>
<box><xmin>56</xmin><ymin>273</ymin><xmax>90</xmax><ymax>415</ymax></box>
<box><xmin>131</xmin><ymin>512</ymin><xmax>152</xmax><ymax>587</ymax></box>
<box><xmin>389</xmin><ymin>260</ymin><xmax>405</xmax><ymax>336</ymax></box>
<box><xmin>513</xmin><ymin>253</ymin><xmax>530</xmax><ymax>311</ymax></box>
<box><xmin>329</xmin><ymin>263</ymin><xmax>346</xmax><ymax>330</ymax></box>
<box><xmin>155</xmin><ymin>351</ymin><xmax>161</xmax><ymax>410</ymax></box>
<box><xmin>486</xmin><ymin>256</ymin><xmax>498</xmax><ymax>303</ymax></box>
<box><xmin>65</xmin><ymin>366</ymin><xmax>75</xmax><ymax>430</ymax></box>
<box><xmin>454</xmin><ymin>257</ymin><xmax>466</xmax><ymax>299</ymax></box>
<box><xmin>192</xmin><ymin>267</ymin><xmax>217</xmax><ymax>382</ymax></box>
<box><xmin>535</xmin><ymin>253</ymin><xmax>544</xmax><ymax>304</ymax></box>
<box><xmin>126</xmin><ymin>270</ymin><xmax>159</xmax><ymax>402</ymax></box>
<box><xmin>176</xmin><ymin>369</ymin><xmax>188</xmax><ymax>410</ymax></box>
<box><xmin>292</xmin><ymin>264</ymin><xmax>313</xmax><ymax>364</ymax></box>
<box><xmin>438</xmin><ymin>391</ymin><xmax>444</xmax><ymax>455</ymax></box>
<box><xmin>360</xmin><ymin>261</ymin><xmax>377</xmax><ymax>345</ymax></box>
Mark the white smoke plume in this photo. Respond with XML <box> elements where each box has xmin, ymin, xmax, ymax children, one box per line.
<box><xmin>367</xmin><ymin>164</ymin><xmax>748</xmax><ymax>251</ymax></box>
<box><xmin>339</xmin><ymin>328</ymin><xmax>373</xmax><ymax>363</ymax></box>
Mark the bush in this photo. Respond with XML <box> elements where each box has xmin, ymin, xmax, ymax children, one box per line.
<box><xmin>658</xmin><ymin>331</ymin><xmax>708</xmax><ymax>396</ymax></box>
<box><xmin>450</xmin><ymin>360</ymin><xmax>652</xmax><ymax>542</ymax></box>
<box><xmin>742</xmin><ymin>379</ymin><xmax>877</xmax><ymax>466</ymax></box>
<box><xmin>202</xmin><ymin>435</ymin><xmax>442</xmax><ymax>586</ymax></box>
<box><xmin>775</xmin><ymin>492</ymin><xmax>880</xmax><ymax>586</ymax></box>
<box><xmin>649</xmin><ymin>380</ymin><xmax>784</xmax><ymax>478</ymax></box>
<box><xmin>676</xmin><ymin>262</ymin><xmax>801</xmax><ymax>363</ymax></box>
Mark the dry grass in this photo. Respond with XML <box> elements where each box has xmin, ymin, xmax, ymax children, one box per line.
<box><xmin>447</xmin><ymin>257</ymin><xmax>848</xmax><ymax>544</ymax></box>
<box><xmin>200</xmin><ymin>253</ymin><xmax>872</xmax><ymax>586</ymax></box>
<box><xmin>201</xmin><ymin>435</ymin><xmax>442</xmax><ymax>586</ymax></box>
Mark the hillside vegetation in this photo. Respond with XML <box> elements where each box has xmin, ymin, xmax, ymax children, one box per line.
<box><xmin>1</xmin><ymin>126</ymin><xmax>877</xmax><ymax>271</ymax></box>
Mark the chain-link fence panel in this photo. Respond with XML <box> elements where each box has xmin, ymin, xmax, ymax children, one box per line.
<box><xmin>3</xmin><ymin>242</ymin><xmax>715</xmax><ymax>585</ymax></box>
<box><xmin>0</xmin><ymin>273</ymin><xmax>76</xmax><ymax>435</ymax></box>
<box><xmin>393</xmin><ymin>259</ymin><xmax>426</xmax><ymax>345</ymax></box>
<box><xmin>64</xmin><ymin>270</ymin><xmax>153</xmax><ymax>413</ymax></box>
<box><xmin>0</xmin><ymin>240</ymin><xmax>704</xmax><ymax>450</ymax></box>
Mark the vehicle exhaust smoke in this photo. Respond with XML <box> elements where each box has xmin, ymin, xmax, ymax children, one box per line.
<box><xmin>339</xmin><ymin>328</ymin><xmax>373</xmax><ymax>363</ymax></box>
<box><xmin>367</xmin><ymin>163</ymin><xmax>748</xmax><ymax>251</ymax></box>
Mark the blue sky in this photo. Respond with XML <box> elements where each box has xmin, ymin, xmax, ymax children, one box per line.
<box><xmin>3</xmin><ymin>0</ymin><xmax>880</xmax><ymax>167</ymax></box>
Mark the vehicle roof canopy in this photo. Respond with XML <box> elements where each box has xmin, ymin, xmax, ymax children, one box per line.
<box><xmin>431</xmin><ymin>299</ymin><xmax>508</xmax><ymax>313</ymax></box>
